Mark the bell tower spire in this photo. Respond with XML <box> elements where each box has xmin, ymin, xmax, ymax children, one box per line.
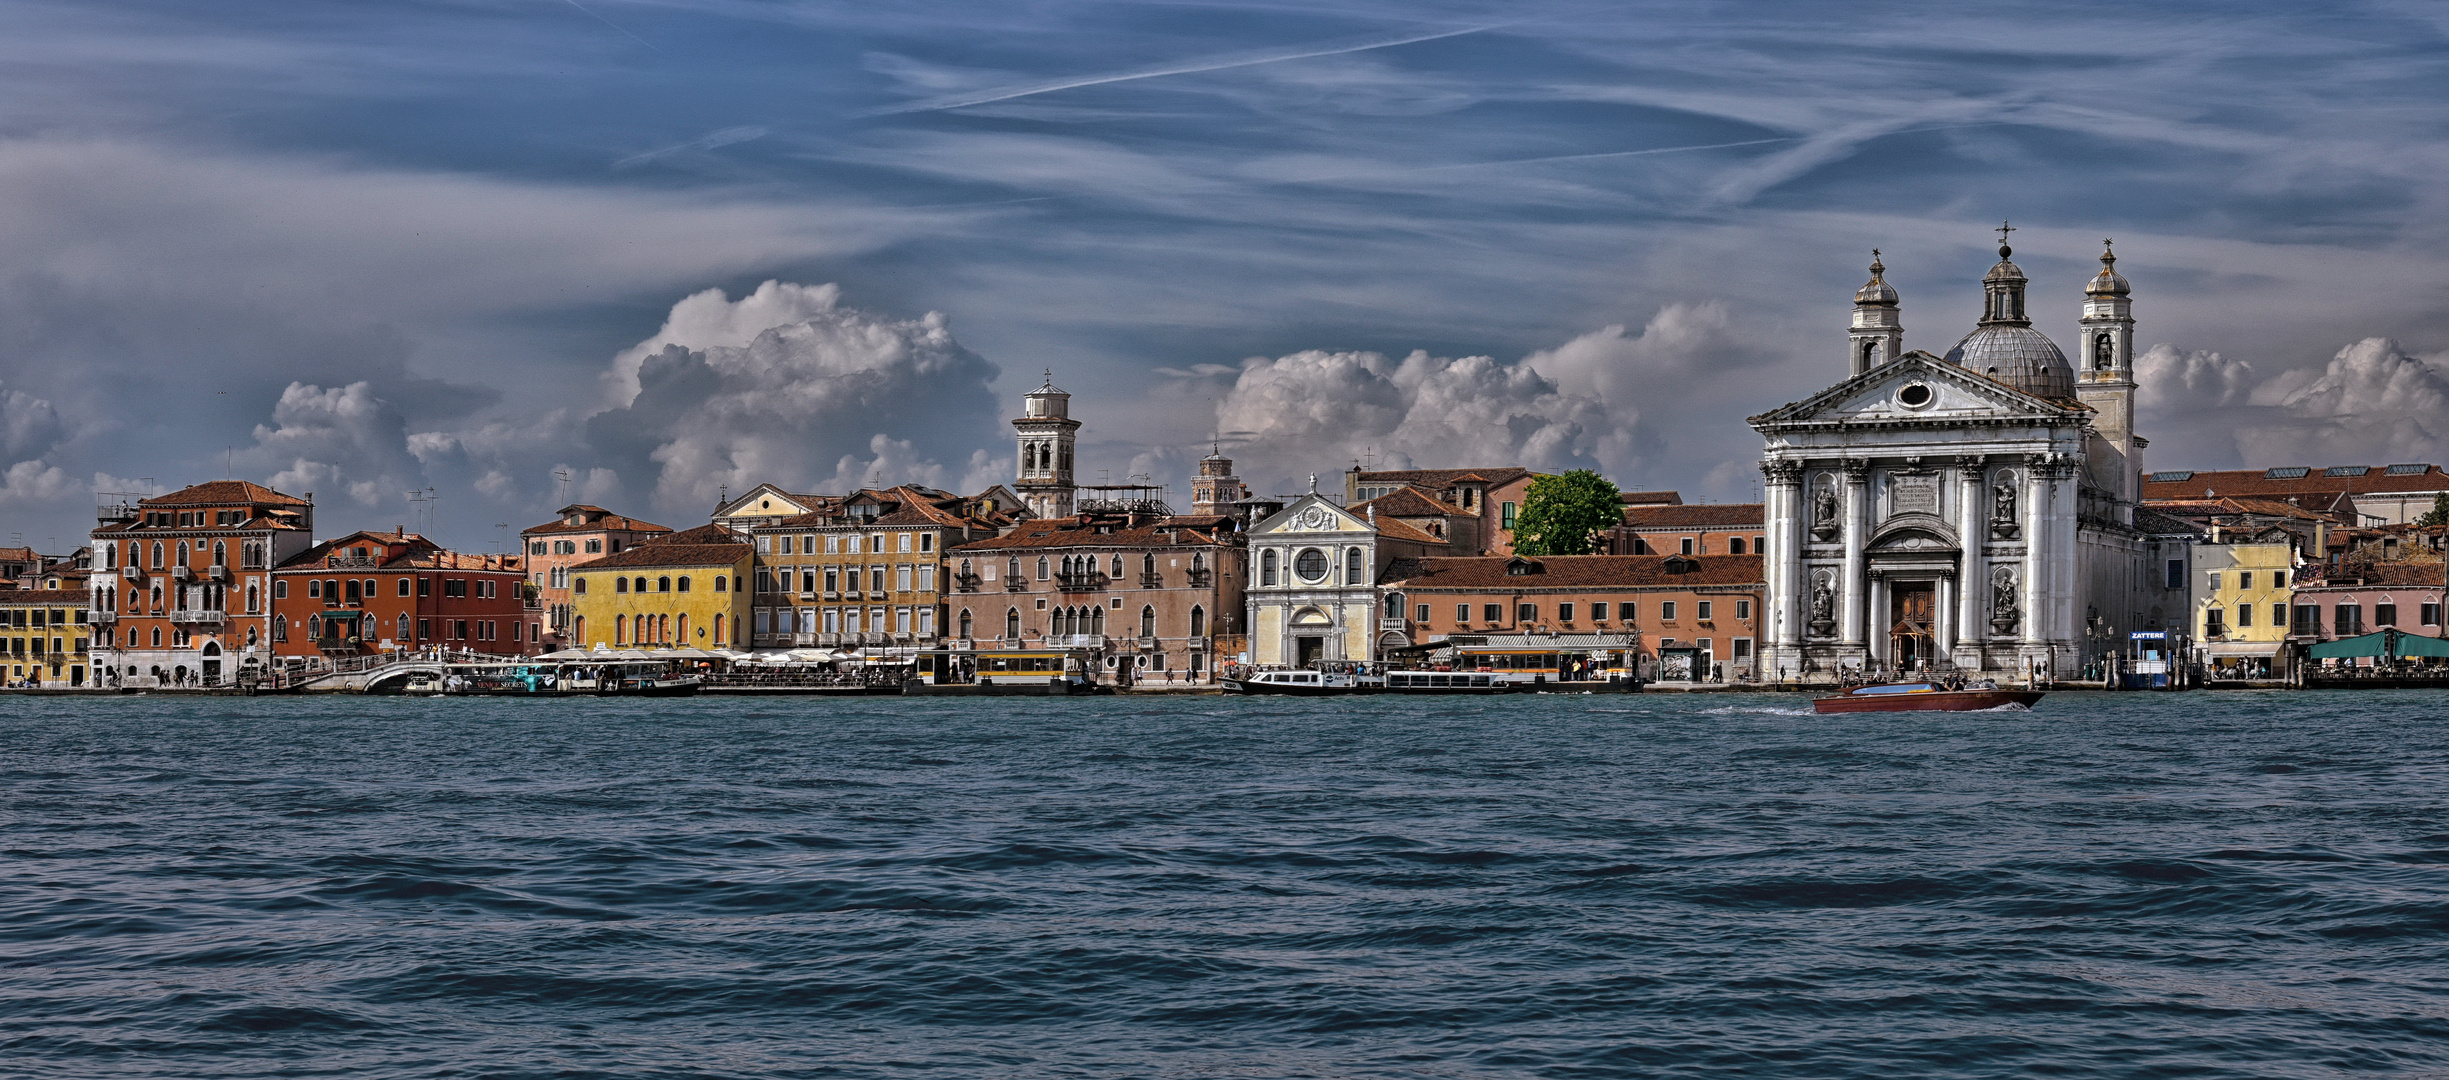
<box><xmin>1848</xmin><ymin>248</ymin><xmax>1903</xmax><ymax>376</ymax></box>
<box><xmin>2077</xmin><ymin>239</ymin><xmax>2141</xmax><ymax>514</ymax></box>
<box><xmin>1978</xmin><ymin>222</ymin><xmax>2030</xmax><ymax>327</ymax></box>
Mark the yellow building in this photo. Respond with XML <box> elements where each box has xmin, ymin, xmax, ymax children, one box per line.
<box><xmin>568</xmin><ymin>525</ymin><xmax>753</xmax><ymax>652</ymax></box>
<box><xmin>0</xmin><ymin>589</ymin><xmax>95</xmax><ymax>687</ymax></box>
<box><xmin>2193</xmin><ymin>535</ymin><xmax>2297</xmax><ymax>679</ymax></box>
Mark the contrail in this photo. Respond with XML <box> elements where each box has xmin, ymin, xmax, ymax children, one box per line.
<box><xmin>1275</xmin><ymin>137</ymin><xmax>1801</xmax><ymax>185</ymax></box>
<box><xmin>560</xmin><ymin>0</ymin><xmax>661</xmax><ymax>53</ymax></box>
<box><xmin>864</xmin><ymin>22</ymin><xmax>1507</xmax><ymax>117</ymax></box>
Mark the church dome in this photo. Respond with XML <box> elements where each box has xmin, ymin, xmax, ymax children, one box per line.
<box><xmin>1946</xmin><ymin>324</ymin><xmax>2075</xmax><ymax>398</ymax></box>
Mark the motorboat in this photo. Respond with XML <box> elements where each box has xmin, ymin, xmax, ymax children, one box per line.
<box><xmin>1223</xmin><ymin>663</ymin><xmax>1383</xmax><ymax>696</ymax></box>
<box><xmin>1812</xmin><ymin>680</ymin><xmax>2043</xmax><ymax>714</ymax></box>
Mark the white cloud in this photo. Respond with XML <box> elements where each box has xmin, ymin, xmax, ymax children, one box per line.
<box><xmin>588</xmin><ymin>283</ymin><xmax>1003</xmax><ymax>515</ymax></box>
<box><xmin>2138</xmin><ymin>337</ymin><xmax>2449</xmax><ymax>468</ymax></box>
<box><xmin>248</xmin><ymin>381</ymin><xmax>418</xmax><ymax>508</ymax></box>
<box><xmin>0</xmin><ymin>460</ymin><xmax>77</xmax><ymax>508</ymax></box>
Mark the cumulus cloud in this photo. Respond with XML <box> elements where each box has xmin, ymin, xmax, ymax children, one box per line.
<box><xmin>2139</xmin><ymin>337</ymin><xmax>2449</xmax><ymax>468</ymax></box>
<box><xmin>1205</xmin><ymin>303</ymin><xmax>1744</xmax><ymax>496</ymax></box>
<box><xmin>585</xmin><ymin>282</ymin><xmax>1002</xmax><ymax>514</ymax></box>
<box><xmin>247</xmin><ymin>381</ymin><xmax>421</xmax><ymax>508</ymax></box>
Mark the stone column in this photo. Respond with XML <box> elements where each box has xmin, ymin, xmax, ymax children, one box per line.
<box><xmin>1935</xmin><ymin>572</ymin><xmax>1955</xmax><ymax>663</ymax></box>
<box><xmin>2023</xmin><ymin>456</ymin><xmax>2048</xmax><ymax>647</ymax></box>
<box><xmin>2047</xmin><ymin>454</ymin><xmax>2081</xmax><ymax>669</ymax></box>
<box><xmin>1840</xmin><ymin>458</ymin><xmax>1869</xmax><ymax>648</ymax></box>
<box><xmin>1866</xmin><ymin>571</ymin><xmax>1887</xmax><ymax>666</ymax></box>
<box><xmin>1763</xmin><ymin>461</ymin><xmax>1803</xmax><ymax>655</ymax></box>
<box><xmin>1955</xmin><ymin>455</ymin><xmax>1986</xmax><ymax>658</ymax></box>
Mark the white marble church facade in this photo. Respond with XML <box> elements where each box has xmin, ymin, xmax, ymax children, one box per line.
<box><xmin>1751</xmin><ymin>233</ymin><xmax>2160</xmax><ymax>681</ymax></box>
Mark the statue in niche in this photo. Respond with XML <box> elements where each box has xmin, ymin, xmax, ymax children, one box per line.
<box><xmin>1991</xmin><ymin>473</ymin><xmax>2021</xmax><ymax>540</ymax></box>
<box><xmin>1810</xmin><ymin>482</ymin><xmax>1840</xmax><ymax>542</ymax></box>
<box><xmin>1807</xmin><ymin>572</ymin><xmax>1837</xmax><ymax>637</ymax></box>
<box><xmin>1990</xmin><ymin>566</ymin><xmax>2020</xmax><ymax>634</ymax></box>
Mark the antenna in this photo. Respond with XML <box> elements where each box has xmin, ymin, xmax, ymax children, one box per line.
<box><xmin>406</xmin><ymin>487</ymin><xmax>440</xmax><ymax>537</ymax></box>
<box><xmin>495</xmin><ymin>523</ymin><xmax>510</xmax><ymax>555</ymax></box>
<box><xmin>554</xmin><ymin>468</ymin><xmax>571</xmax><ymax>503</ymax></box>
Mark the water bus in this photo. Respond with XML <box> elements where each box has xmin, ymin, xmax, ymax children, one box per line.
<box><xmin>1381</xmin><ymin>634</ymin><xmax>1643</xmax><ymax>694</ymax></box>
<box><xmin>1223</xmin><ymin>661</ymin><xmax>1383</xmax><ymax>696</ymax></box>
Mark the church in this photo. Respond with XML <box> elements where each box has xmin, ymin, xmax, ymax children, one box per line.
<box><xmin>1749</xmin><ymin>229</ymin><xmax>2181</xmax><ymax>681</ymax></box>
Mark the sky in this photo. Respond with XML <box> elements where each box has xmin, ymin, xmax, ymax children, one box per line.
<box><xmin>1</xmin><ymin>0</ymin><xmax>2447</xmax><ymax>552</ymax></box>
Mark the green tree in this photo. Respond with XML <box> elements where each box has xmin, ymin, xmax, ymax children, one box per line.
<box><xmin>2420</xmin><ymin>492</ymin><xmax>2449</xmax><ymax>528</ymax></box>
<box><xmin>1509</xmin><ymin>470</ymin><xmax>1623</xmax><ymax>556</ymax></box>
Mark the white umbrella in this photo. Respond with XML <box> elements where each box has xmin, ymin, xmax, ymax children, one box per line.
<box><xmin>666</xmin><ymin>647</ymin><xmax>715</xmax><ymax>659</ymax></box>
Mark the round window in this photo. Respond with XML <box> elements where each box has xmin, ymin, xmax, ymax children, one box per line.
<box><xmin>1897</xmin><ymin>383</ymin><xmax>1933</xmax><ymax>408</ymax></box>
<box><xmin>1295</xmin><ymin>549</ymin><xmax>1329</xmax><ymax>581</ymax></box>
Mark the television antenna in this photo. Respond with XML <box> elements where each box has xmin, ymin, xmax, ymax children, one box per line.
<box><xmin>406</xmin><ymin>488</ymin><xmax>440</xmax><ymax>536</ymax></box>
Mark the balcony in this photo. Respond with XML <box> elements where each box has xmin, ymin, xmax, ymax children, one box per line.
<box><xmin>1005</xmin><ymin>577</ymin><xmax>1029</xmax><ymax>591</ymax></box>
<box><xmin>170</xmin><ymin>609</ymin><xmax>226</xmax><ymax>625</ymax></box>
<box><xmin>1054</xmin><ymin>570</ymin><xmax>1108</xmax><ymax>592</ymax></box>
<box><xmin>120</xmin><ymin>565</ymin><xmax>144</xmax><ymax>581</ymax></box>
<box><xmin>89</xmin><ymin>608</ymin><xmax>117</xmax><ymax>623</ymax></box>
<box><xmin>954</xmin><ymin>572</ymin><xmax>980</xmax><ymax>593</ymax></box>
<box><xmin>1139</xmin><ymin>573</ymin><xmax>1164</xmax><ymax>589</ymax></box>
<box><xmin>170</xmin><ymin>565</ymin><xmax>193</xmax><ymax>582</ymax></box>
<box><xmin>1379</xmin><ymin>618</ymin><xmax>1408</xmax><ymax>632</ymax></box>
<box><xmin>326</xmin><ymin>555</ymin><xmax>380</xmax><ymax>569</ymax></box>
<box><xmin>1184</xmin><ymin>568</ymin><xmax>1212</xmax><ymax>588</ymax></box>
<box><xmin>1051</xmin><ymin>633</ymin><xmax>1105</xmax><ymax>648</ymax></box>
<box><xmin>208</xmin><ymin>565</ymin><xmax>232</xmax><ymax>582</ymax></box>
<box><xmin>869</xmin><ymin>590</ymin><xmax>890</xmax><ymax>601</ymax></box>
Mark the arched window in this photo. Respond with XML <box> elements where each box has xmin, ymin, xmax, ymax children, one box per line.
<box><xmin>676</xmin><ymin>614</ymin><xmax>688</xmax><ymax>641</ymax></box>
<box><xmin>176</xmin><ymin>541</ymin><xmax>189</xmax><ymax>567</ymax></box>
<box><xmin>150</xmin><ymin>626</ymin><xmax>161</xmax><ymax>647</ymax></box>
<box><xmin>151</xmin><ymin>542</ymin><xmax>164</xmax><ymax>569</ymax></box>
<box><xmin>712</xmin><ymin>613</ymin><xmax>725</xmax><ymax>644</ymax></box>
<box><xmin>245</xmin><ymin>584</ymin><xmax>259</xmax><ymax>614</ymax></box>
<box><xmin>212</xmin><ymin>541</ymin><xmax>226</xmax><ymax>566</ymax></box>
<box><xmin>1861</xmin><ymin>339</ymin><xmax>1877</xmax><ymax>368</ymax></box>
<box><xmin>1261</xmin><ymin>549</ymin><xmax>1277</xmax><ymax>586</ymax></box>
<box><xmin>657</xmin><ymin>576</ymin><xmax>671</xmax><ymax>593</ymax></box>
<box><xmin>2094</xmin><ymin>332</ymin><xmax>2114</xmax><ymax>370</ymax></box>
<box><xmin>1346</xmin><ymin>547</ymin><xmax>1363</xmax><ymax>584</ymax></box>
<box><xmin>634</xmin><ymin>577</ymin><xmax>647</xmax><ymax>593</ymax></box>
<box><xmin>713</xmin><ymin>575</ymin><xmax>726</xmax><ymax>592</ymax></box>
<box><xmin>1090</xmin><ymin>605</ymin><xmax>1105</xmax><ymax>635</ymax></box>
<box><xmin>615</xmin><ymin>614</ymin><xmax>626</xmax><ymax>644</ymax></box>
<box><xmin>1190</xmin><ymin>552</ymin><xmax>1204</xmax><ymax>572</ymax></box>
<box><xmin>1189</xmin><ymin>606</ymin><xmax>1205</xmax><ymax>637</ymax></box>
<box><xmin>960</xmin><ymin>559</ymin><xmax>973</xmax><ymax>579</ymax></box>
<box><xmin>1036</xmin><ymin>556</ymin><xmax>1050</xmax><ymax>580</ymax></box>
<box><xmin>677</xmin><ymin>576</ymin><xmax>692</xmax><ymax>592</ymax></box>
<box><xmin>1383</xmin><ymin>592</ymin><xmax>1404</xmax><ymax>619</ymax></box>
<box><xmin>575</xmin><ymin>577</ymin><xmax>588</xmax><ymax>595</ymax></box>
<box><xmin>1008</xmin><ymin>557</ymin><xmax>1022</xmax><ymax>583</ymax></box>
<box><xmin>1139</xmin><ymin>604</ymin><xmax>1155</xmax><ymax>637</ymax></box>
<box><xmin>345</xmin><ymin>579</ymin><xmax>360</xmax><ymax>602</ymax></box>
<box><xmin>574</xmin><ymin>615</ymin><xmax>585</xmax><ymax>643</ymax></box>
<box><xmin>1111</xmin><ymin>555</ymin><xmax>1125</xmax><ymax>579</ymax></box>
<box><xmin>325</xmin><ymin>580</ymin><xmax>338</xmax><ymax>602</ymax></box>
<box><xmin>614</xmin><ymin>577</ymin><xmax>628</xmax><ymax>593</ymax></box>
<box><xmin>1005</xmin><ymin>608</ymin><xmax>1021</xmax><ymax>640</ymax></box>
<box><xmin>959</xmin><ymin>609</ymin><xmax>973</xmax><ymax>638</ymax></box>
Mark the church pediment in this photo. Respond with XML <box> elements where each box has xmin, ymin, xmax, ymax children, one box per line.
<box><xmin>1251</xmin><ymin>494</ymin><xmax>1370</xmax><ymax>536</ymax></box>
<box><xmin>1750</xmin><ymin>352</ymin><xmax>2073</xmax><ymax>429</ymax></box>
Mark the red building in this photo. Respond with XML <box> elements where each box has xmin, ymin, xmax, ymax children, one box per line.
<box><xmin>270</xmin><ymin>530</ymin><xmax>539</xmax><ymax>659</ymax></box>
<box><xmin>91</xmin><ymin>480</ymin><xmax>317</xmax><ymax>687</ymax></box>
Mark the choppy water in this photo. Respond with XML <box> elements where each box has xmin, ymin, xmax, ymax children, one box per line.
<box><xmin>6</xmin><ymin>691</ymin><xmax>2449</xmax><ymax>1078</ymax></box>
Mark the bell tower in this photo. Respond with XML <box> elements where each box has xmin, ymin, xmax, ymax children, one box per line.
<box><xmin>1013</xmin><ymin>371</ymin><xmax>1079</xmax><ymax>519</ymax></box>
<box><xmin>1848</xmin><ymin>250</ymin><xmax>1903</xmax><ymax>376</ymax></box>
<box><xmin>2077</xmin><ymin>240</ymin><xmax>2141</xmax><ymax>509</ymax></box>
<box><xmin>1191</xmin><ymin>443</ymin><xmax>1247</xmax><ymax>517</ymax></box>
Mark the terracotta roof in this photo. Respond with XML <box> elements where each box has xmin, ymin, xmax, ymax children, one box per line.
<box><xmin>948</xmin><ymin>516</ymin><xmax>1235</xmax><ymax>552</ymax></box>
<box><xmin>0</xmin><ymin>589</ymin><xmax>89</xmax><ymax>605</ymax></box>
<box><xmin>1620</xmin><ymin>491</ymin><xmax>1682</xmax><ymax>506</ymax></box>
<box><xmin>2143</xmin><ymin>497</ymin><xmax>2341</xmax><ymax>524</ymax></box>
<box><xmin>1621</xmin><ymin>503</ymin><xmax>1764</xmax><ymax>529</ymax></box>
<box><xmin>140</xmin><ymin>480</ymin><xmax>310</xmax><ymax>508</ymax></box>
<box><xmin>1354</xmin><ymin>487</ymin><xmax>1470</xmax><ymax>518</ymax></box>
<box><xmin>523</xmin><ymin>510</ymin><xmax>671</xmax><ymax>536</ymax></box>
<box><xmin>1385</xmin><ymin>554</ymin><xmax>1764</xmax><ymax>590</ymax></box>
<box><xmin>570</xmin><ymin>539</ymin><xmax>749</xmax><ymax>570</ymax></box>
<box><xmin>1371</xmin><ymin>516</ymin><xmax>1446</xmax><ymax>545</ymax></box>
<box><xmin>649</xmin><ymin>523</ymin><xmax>740</xmax><ymax>546</ymax></box>
<box><xmin>1357</xmin><ymin>467</ymin><xmax>1534</xmax><ymax>488</ymax></box>
<box><xmin>2143</xmin><ymin>466</ymin><xmax>2448</xmax><ymax>501</ymax></box>
<box><xmin>2296</xmin><ymin>563</ymin><xmax>2449</xmax><ymax>590</ymax></box>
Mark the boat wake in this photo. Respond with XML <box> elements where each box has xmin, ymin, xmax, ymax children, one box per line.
<box><xmin>1699</xmin><ymin>704</ymin><xmax>1816</xmax><ymax>717</ymax></box>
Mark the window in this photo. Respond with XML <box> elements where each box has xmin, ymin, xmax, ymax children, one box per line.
<box><xmin>1295</xmin><ymin>549</ymin><xmax>1328</xmax><ymax>581</ymax></box>
<box><xmin>1591</xmin><ymin>601</ymin><xmax>1610</xmax><ymax>621</ymax></box>
<box><xmin>2377</xmin><ymin>603</ymin><xmax>2398</xmax><ymax>627</ymax></box>
<box><xmin>1037</xmin><ymin>556</ymin><xmax>1051</xmax><ymax>581</ymax></box>
<box><xmin>396</xmin><ymin>578</ymin><xmax>411</xmax><ymax>597</ymax></box>
<box><xmin>1680</xmin><ymin>537</ymin><xmax>1696</xmax><ymax>555</ymax></box>
<box><xmin>920</xmin><ymin>534</ymin><xmax>933</xmax><ymax>553</ymax></box>
<box><xmin>615</xmin><ymin>577</ymin><xmax>628</xmax><ymax>594</ymax></box>
<box><xmin>1558</xmin><ymin>602</ymin><xmax>1575</xmax><ymax>623</ymax></box>
<box><xmin>1483</xmin><ymin>604</ymin><xmax>1501</xmax><ymax>622</ymax></box>
<box><xmin>678</xmin><ymin>576</ymin><xmax>692</xmax><ymax>592</ymax></box>
<box><xmin>2336</xmin><ymin>603</ymin><xmax>2361</xmax><ymax>635</ymax></box>
<box><xmin>1736</xmin><ymin>600</ymin><xmax>1752</xmax><ymax>620</ymax></box>
<box><xmin>2273</xmin><ymin>571</ymin><xmax>2286</xmax><ymax>589</ymax></box>
<box><xmin>1345</xmin><ymin>548</ymin><xmax>1362</xmax><ymax>584</ymax></box>
<box><xmin>1260</xmin><ymin>550</ymin><xmax>1278</xmax><ymax>586</ymax></box>
<box><xmin>419</xmin><ymin>577</ymin><xmax>432</xmax><ymax>597</ymax></box>
<box><xmin>307</xmin><ymin>579</ymin><xmax>321</xmax><ymax>599</ymax></box>
<box><xmin>1516</xmin><ymin>603</ymin><xmax>1536</xmax><ymax>623</ymax></box>
<box><xmin>1501</xmin><ymin>501</ymin><xmax>1517</xmax><ymax>529</ymax></box>
<box><xmin>2166</xmin><ymin>560</ymin><xmax>2185</xmax><ymax>589</ymax></box>
<box><xmin>1662</xmin><ymin>601</ymin><xmax>1678</xmax><ymax>621</ymax></box>
<box><xmin>274</xmin><ymin>580</ymin><xmax>288</xmax><ymax>599</ymax></box>
<box><xmin>1455</xmin><ymin>603</ymin><xmax>1470</xmax><ymax>623</ymax></box>
<box><xmin>871</xmin><ymin>535</ymin><xmax>886</xmax><ymax>553</ymax></box>
<box><xmin>758</xmin><ymin>536</ymin><xmax>773</xmax><ymax>554</ymax></box>
<box><xmin>900</xmin><ymin>534</ymin><xmax>913</xmax><ymax>553</ymax></box>
<box><xmin>2294</xmin><ymin>605</ymin><xmax>2320</xmax><ymax>634</ymax></box>
<box><xmin>897</xmin><ymin>565</ymin><xmax>912</xmax><ymax>591</ymax></box>
<box><xmin>654</xmin><ymin>576</ymin><xmax>668</xmax><ymax>593</ymax></box>
<box><xmin>2209</xmin><ymin>607</ymin><xmax>2229</xmax><ymax>633</ymax></box>
<box><xmin>574</xmin><ymin>578</ymin><xmax>587</xmax><ymax>595</ymax></box>
<box><xmin>2232</xmin><ymin>604</ymin><xmax>2248</xmax><ymax>628</ymax></box>
<box><xmin>2273</xmin><ymin>603</ymin><xmax>2286</xmax><ymax>628</ymax></box>
<box><xmin>2237</xmin><ymin>571</ymin><xmax>2252</xmax><ymax>590</ymax></box>
<box><xmin>1139</xmin><ymin>605</ymin><xmax>1155</xmax><ymax>637</ymax></box>
<box><xmin>1190</xmin><ymin>606</ymin><xmax>1205</xmax><ymax>637</ymax></box>
<box><xmin>585</xmin><ymin>539</ymin><xmax>602</xmax><ymax>554</ymax></box>
<box><xmin>1006</xmin><ymin>609</ymin><xmax>1021</xmax><ymax>639</ymax></box>
<box><xmin>1416</xmin><ymin>603</ymin><xmax>1430</xmax><ymax>623</ymax></box>
<box><xmin>2425</xmin><ymin>603</ymin><xmax>2442</xmax><ymax>627</ymax></box>
<box><xmin>1697</xmin><ymin>600</ymin><xmax>1714</xmax><ymax>620</ymax></box>
<box><xmin>2208</xmin><ymin>572</ymin><xmax>2221</xmax><ymax>592</ymax></box>
<box><xmin>1729</xmin><ymin>537</ymin><xmax>1746</xmax><ymax>555</ymax></box>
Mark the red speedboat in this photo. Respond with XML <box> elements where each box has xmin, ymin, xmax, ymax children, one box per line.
<box><xmin>1812</xmin><ymin>681</ymin><xmax>2044</xmax><ymax>714</ymax></box>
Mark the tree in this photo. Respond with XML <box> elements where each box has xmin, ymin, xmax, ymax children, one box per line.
<box><xmin>2420</xmin><ymin>492</ymin><xmax>2449</xmax><ymax>529</ymax></box>
<box><xmin>1509</xmin><ymin>470</ymin><xmax>1622</xmax><ymax>556</ymax></box>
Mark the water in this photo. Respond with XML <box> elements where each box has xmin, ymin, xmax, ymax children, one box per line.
<box><xmin>4</xmin><ymin>691</ymin><xmax>2448</xmax><ymax>1079</ymax></box>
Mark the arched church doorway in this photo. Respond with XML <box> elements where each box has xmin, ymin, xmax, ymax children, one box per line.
<box><xmin>1888</xmin><ymin>582</ymin><xmax>1936</xmax><ymax>673</ymax></box>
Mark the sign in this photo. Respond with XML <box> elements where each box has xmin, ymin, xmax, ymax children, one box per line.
<box><xmin>1892</xmin><ymin>473</ymin><xmax>1938</xmax><ymax>515</ymax></box>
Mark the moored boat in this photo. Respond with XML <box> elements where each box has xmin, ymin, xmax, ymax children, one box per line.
<box><xmin>1223</xmin><ymin>663</ymin><xmax>1382</xmax><ymax>696</ymax></box>
<box><xmin>1812</xmin><ymin>681</ymin><xmax>2043</xmax><ymax>713</ymax></box>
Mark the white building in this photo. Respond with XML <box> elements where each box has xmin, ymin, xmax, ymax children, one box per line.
<box><xmin>1013</xmin><ymin>373</ymin><xmax>1078</xmax><ymax>520</ymax></box>
<box><xmin>1243</xmin><ymin>482</ymin><xmax>1449</xmax><ymax>667</ymax></box>
<box><xmin>1750</xmin><ymin>234</ymin><xmax>2170</xmax><ymax>680</ymax></box>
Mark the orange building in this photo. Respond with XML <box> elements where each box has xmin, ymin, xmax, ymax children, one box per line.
<box><xmin>90</xmin><ymin>480</ymin><xmax>317</xmax><ymax>687</ymax></box>
<box><xmin>271</xmin><ymin>531</ymin><xmax>540</xmax><ymax>660</ymax></box>
<box><xmin>521</xmin><ymin>504</ymin><xmax>671</xmax><ymax>649</ymax></box>
<box><xmin>1608</xmin><ymin>503</ymin><xmax>1766</xmax><ymax>557</ymax></box>
<box><xmin>1345</xmin><ymin>467</ymin><xmax>1542</xmax><ymax>554</ymax></box>
<box><xmin>1382</xmin><ymin>553</ymin><xmax>1766</xmax><ymax>678</ymax></box>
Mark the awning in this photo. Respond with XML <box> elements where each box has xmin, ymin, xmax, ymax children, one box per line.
<box><xmin>2309</xmin><ymin>629</ymin><xmax>2449</xmax><ymax>659</ymax></box>
<box><xmin>2201</xmin><ymin>641</ymin><xmax>2284</xmax><ymax>659</ymax></box>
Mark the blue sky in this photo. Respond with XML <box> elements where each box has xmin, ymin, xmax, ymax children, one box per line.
<box><xmin>2</xmin><ymin>0</ymin><xmax>2446</xmax><ymax>549</ymax></box>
